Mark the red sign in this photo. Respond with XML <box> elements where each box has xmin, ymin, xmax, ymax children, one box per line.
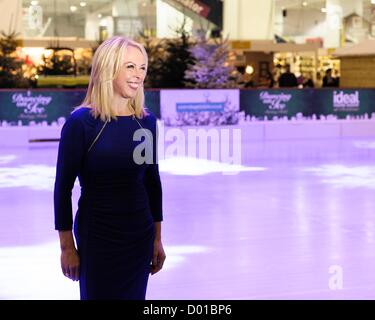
<box><xmin>306</xmin><ymin>37</ymin><xmax>323</xmax><ymax>48</ymax></box>
<box><xmin>174</xmin><ymin>0</ymin><xmax>211</xmax><ymax>18</ymax></box>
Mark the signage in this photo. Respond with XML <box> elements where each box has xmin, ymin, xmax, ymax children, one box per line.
<box><xmin>161</xmin><ymin>89</ymin><xmax>239</xmax><ymax>126</ymax></box>
<box><xmin>173</xmin><ymin>0</ymin><xmax>211</xmax><ymax>17</ymax></box>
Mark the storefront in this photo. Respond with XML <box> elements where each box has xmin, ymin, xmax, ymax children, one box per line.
<box><xmin>18</xmin><ymin>0</ymin><xmax>222</xmax><ymax>42</ymax></box>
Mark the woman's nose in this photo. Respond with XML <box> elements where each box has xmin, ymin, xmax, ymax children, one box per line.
<box><xmin>135</xmin><ymin>68</ymin><xmax>143</xmax><ymax>78</ymax></box>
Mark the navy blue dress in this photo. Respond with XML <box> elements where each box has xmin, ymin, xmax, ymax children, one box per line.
<box><xmin>53</xmin><ymin>107</ymin><xmax>163</xmax><ymax>300</ymax></box>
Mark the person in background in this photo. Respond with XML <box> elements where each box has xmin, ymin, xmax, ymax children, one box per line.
<box><xmin>322</xmin><ymin>68</ymin><xmax>338</xmax><ymax>87</ymax></box>
<box><xmin>333</xmin><ymin>69</ymin><xmax>340</xmax><ymax>87</ymax></box>
<box><xmin>315</xmin><ymin>72</ymin><xmax>323</xmax><ymax>88</ymax></box>
<box><xmin>243</xmin><ymin>74</ymin><xmax>255</xmax><ymax>88</ymax></box>
<box><xmin>257</xmin><ymin>70</ymin><xmax>274</xmax><ymax>88</ymax></box>
<box><xmin>278</xmin><ymin>64</ymin><xmax>298</xmax><ymax>87</ymax></box>
<box><xmin>236</xmin><ymin>66</ymin><xmax>246</xmax><ymax>87</ymax></box>
<box><xmin>303</xmin><ymin>75</ymin><xmax>315</xmax><ymax>88</ymax></box>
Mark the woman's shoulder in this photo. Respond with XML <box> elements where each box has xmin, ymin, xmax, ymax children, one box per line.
<box><xmin>70</xmin><ymin>105</ymin><xmax>93</xmax><ymax>119</ymax></box>
<box><xmin>142</xmin><ymin>109</ymin><xmax>157</xmax><ymax>125</ymax></box>
<box><xmin>67</xmin><ymin>106</ymin><xmax>98</xmax><ymax>128</ymax></box>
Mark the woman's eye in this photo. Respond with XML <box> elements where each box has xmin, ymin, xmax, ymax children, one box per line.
<box><xmin>127</xmin><ymin>65</ymin><xmax>135</xmax><ymax>69</ymax></box>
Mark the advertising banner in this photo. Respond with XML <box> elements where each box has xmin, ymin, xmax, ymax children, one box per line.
<box><xmin>240</xmin><ymin>89</ymin><xmax>314</xmax><ymax>119</ymax></box>
<box><xmin>0</xmin><ymin>90</ymin><xmax>161</xmax><ymax>125</ymax></box>
<box><xmin>313</xmin><ymin>89</ymin><xmax>375</xmax><ymax>119</ymax></box>
<box><xmin>0</xmin><ymin>89</ymin><xmax>85</xmax><ymax>125</ymax></box>
<box><xmin>160</xmin><ymin>89</ymin><xmax>240</xmax><ymax>126</ymax></box>
<box><xmin>240</xmin><ymin>89</ymin><xmax>375</xmax><ymax>119</ymax></box>
<box><xmin>1</xmin><ymin>88</ymin><xmax>374</xmax><ymax>126</ymax></box>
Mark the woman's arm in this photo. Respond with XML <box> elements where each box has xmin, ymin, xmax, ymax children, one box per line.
<box><xmin>143</xmin><ymin>114</ymin><xmax>163</xmax><ymax>222</ymax></box>
<box><xmin>54</xmin><ymin>114</ymin><xmax>85</xmax><ymax>230</ymax></box>
<box><xmin>143</xmin><ymin>115</ymin><xmax>166</xmax><ymax>274</ymax></box>
<box><xmin>151</xmin><ymin>222</ymin><xmax>166</xmax><ymax>275</ymax></box>
<box><xmin>59</xmin><ymin>231</ymin><xmax>80</xmax><ymax>281</ymax></box>
<box><xmin>144</xmin><ymin>154</ymin><xmax>166</xmax><ymax>275</ymax></box>
<box><xmin>54</xmin><ymin>112</ymin><xmax>86</xmax><ymax>280</ymax></box>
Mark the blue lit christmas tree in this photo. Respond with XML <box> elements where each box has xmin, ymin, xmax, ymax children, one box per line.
<box><xmin>162</xmin><ymin>33</ymin><xmax>240</xmax><ymax>126</ymax></box>
<box><xmin>184</xmin><ymin>33</ymin><xmax>237</xmax><ymax>89</ymax></box>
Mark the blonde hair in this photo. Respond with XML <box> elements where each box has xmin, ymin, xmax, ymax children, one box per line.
<box><xmin>80</xmin><ymin>36</ymin><xmax>148</xmax><ymax>122</ymax></box>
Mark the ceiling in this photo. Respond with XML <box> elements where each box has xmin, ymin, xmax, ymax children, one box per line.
<box><xmin>22</xmin><ymin>0</ymin><xmax>154</xmax><ymax>15</ymax></box>
<box><xmin>24</xmin><ymin>0</ymin><xmax>375</xmax><ymax>14</ymax></box>
<box><xmin>276</xmin><ymin>0</ymin><xmax>374</xmax><ymax>10</ymax></box>
<box><xmin>275</xmin><ymin>0</ymin><xmax>375</xmax><ymax>21</ymax></box>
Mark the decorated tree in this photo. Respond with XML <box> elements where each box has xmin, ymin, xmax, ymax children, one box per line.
<box><xmin>38</xmin><ymin>47</ymin><xmax>76</xmax><ymax>76</ymax></box>
<box><xmin>156</xmin><ymin>20</ymin><xmax>195</xmax><ymax>88</ymax></box>
<box><xmin>138</xmin><ymin>32</ymin><xmax>166</xmax><ymax>89</ymax></box>
<box><xmin>0</xmin><ymin>31</ymin><xmax>30</xmax><ymax>88</ymax></box>
<box><xmin>184</xmin><ymin>34</ymin><xmax>237</xmax><ymax>88</ymax></box>
<box><xmin>161</xmin><ymin>32</ymin><xmax>241</xmax><ymax>126</ymax></box>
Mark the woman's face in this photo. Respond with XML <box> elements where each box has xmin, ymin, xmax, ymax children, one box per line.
<box><xmin>113</xmin><ymin>45</ymin><xmax>147</xmax><ymax>100</ymax></box>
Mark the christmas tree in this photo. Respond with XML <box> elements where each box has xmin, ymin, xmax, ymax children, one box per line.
<box><xmin>38</xmin><ymin>47</ymin><xmax>76</xmax><ymax>76</ymax></box>
<box><xmin>0</xmin><ymin>31</ymin><xmax>29</xmax><ymax>88</ymax></box>
<box><xmin>184</xmin><ymin>33</ymin><xmax>237</xmax><ymax>88</ymax></box>
<box><xmin>162</xmin><ymin>31</ymin><xmax>241</xmax><ymax>126</ymax></box>
<box><xmin>156</xmin><ymin>20</ymin><xmax>195</xmax><ymax>88</ymax></box>
<box><xmin>138</xmin><ymin>31</ymin><xmax>166</xmax><ymax>89</ymax></box>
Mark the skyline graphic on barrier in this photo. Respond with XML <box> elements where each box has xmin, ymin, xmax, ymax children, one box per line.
<box><xmin>0</xmin><ymin>88</ymin><xmax>375</xmax><ymax>126</ymax></box>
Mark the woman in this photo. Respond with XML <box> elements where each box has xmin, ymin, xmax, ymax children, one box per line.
<box><xmin>54</xmin><ymin>36</ymin><xmax>166</xmax><ymax>300</ymax></box>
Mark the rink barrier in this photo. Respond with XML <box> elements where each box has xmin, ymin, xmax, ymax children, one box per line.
<box><xmin>1</xmin><ymin>120</ymin><xmax>375</xmax><ymax>147</ymax></box>
<box><xmin>1</xmin><ymin>88</ymin><xmax>375</xmax><ymax>146</ymax></box>
<box><xmin>0</xmin><ymin>88</ymin><xmax>374</xmax><ymax>127</ymax></box>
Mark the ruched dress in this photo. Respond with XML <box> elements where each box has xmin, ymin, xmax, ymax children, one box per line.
<box><xmin>54</xmin><ymin>107</ymin><xmax>163</xmax><ymax>300</ymax></box>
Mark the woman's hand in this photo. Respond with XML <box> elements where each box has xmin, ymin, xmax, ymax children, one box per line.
<box><xmin>61</xmin><ymin>248</ymin><xmax>80</xmax><ymax>281</ymax></box>
<box><xmin>151</xmin><ymin>239</ymin><xmax>166</xmax><ymax>275</ymax></box>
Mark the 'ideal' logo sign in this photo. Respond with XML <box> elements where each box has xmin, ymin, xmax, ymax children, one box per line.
<box><xmin>333</xmin><ymin>91</ymin><xmax>360</xmax><ymax>109</ymax></box>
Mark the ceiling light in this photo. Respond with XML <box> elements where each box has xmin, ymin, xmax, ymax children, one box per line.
<box><xmin>31</xmin><ymin>0</ymin><xmax>38</xmax><ymax>5</ymax></box>
<box><xmin>321</xmin><ymin>7</ymin><xmax>326</xmax><ymax>13</ymax></box>
<box><xmin>80</xmin><ymin>2</ymin><xmax>87</xmax><ymax>7</ymax></box>
<box><xmin>302</xmin><ymin>1</ymin><xmax>308</xmax><ymax>6</ymax></box>
<box><xmin>70</xmin><ymin>6</ymin><xmax>77</xmax><ymax>12</ymax></box>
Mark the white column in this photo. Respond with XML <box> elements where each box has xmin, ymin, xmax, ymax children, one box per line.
<box><xmin>324</xmin><ymin>0</ymin><xmax>343</xmax><ymax>48</ymax></box>
<box><xmin>100</xmin><ymin>16</ymin><xmax>114</xmax><ymax>38</ymax></box>
<box><xmin>0</xmin><ymin>0</ymin><xmax>22</xmax><ymax>35</ymax></box>
<box><xmin>112</xmin><ymin>0</ymin><xmax>139</xmax><ymax>17</ymax></box>
<box><xmin>274</xmin><ymin>4</ymin><xmax>284</xmax><ymax>37</ymax></box>
<box><xmin>223</xmin><ymin>0</ymin><xmax>274</xmax><ymax>40</ymax></box>
<box><xmin>85</xmin><ymin>15</ymin><xmax>114</xmax><ymax>41</ymax></box>
<box><xmin>223</xmin><ymin>0</ymin><xmax>240</xmax><ymax>39</ymax></box>
<box><xmin>85</xmin><ymin>13</ymin><xmax>100</xmax><ymax>40</ymax></box>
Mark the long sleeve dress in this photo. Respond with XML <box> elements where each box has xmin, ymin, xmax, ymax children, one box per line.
<box><xmin>53</xmin><ymin>107</ymin><xmax>163</xmax><ymax>300</ymax></box>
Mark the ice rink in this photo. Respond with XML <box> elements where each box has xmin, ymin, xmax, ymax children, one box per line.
<box><xmin>1</xmin><ymin>134</ymin><xmax>375</xmax><ymax>299</ymax></box>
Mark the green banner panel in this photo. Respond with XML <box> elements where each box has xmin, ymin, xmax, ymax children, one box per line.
<box><xmin>0</xmin><ymin>89</ymin><xmax>161</xmax><ymax>125</ymax></box>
